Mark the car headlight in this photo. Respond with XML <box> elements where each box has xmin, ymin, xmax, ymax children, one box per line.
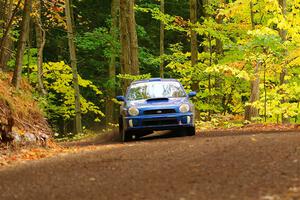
<box><xmin>179</xmin><ymin>104</ymin><xmax>190</xmax><ymax>113</ymax></box>
<box><xmin>128</xmin><ymin>107</ymin><xmax>139</xmax><ymax>116</ymax></box>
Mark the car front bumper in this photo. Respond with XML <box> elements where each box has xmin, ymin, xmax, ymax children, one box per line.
<box><xmin>123</xmin><ymin>112</ymin><xmax>194</xmax><ymax>131</ymax></box>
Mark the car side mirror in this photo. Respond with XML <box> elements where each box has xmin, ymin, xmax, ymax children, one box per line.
<box><xmin>188</xmin><ymin>91</ymin><xmax>197</xmax><ymax>98</ymax></box>
<box><xmin>116</xmin><ymin>96</ymin><xmax>125</xmax><ymax>101</ymax></box>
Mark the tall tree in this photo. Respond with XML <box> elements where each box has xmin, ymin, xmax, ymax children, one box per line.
<box><xmin>0</xmin><ymin>0</ymin><xmax>13</xmax><ymax>70</ymax></box>
<box><xmin>120</xmin><ymin>0</ymin><xmax>139</xmax><ymax>92</ymax></box>
<box><xmin>245</xmin><ymin>61</ymin><xmax>261</xmax><ymax>121</ymax></box>
<box><xmin>159</xmin><ymin>0</ymin><xmax>164</xmax><ymax>78</ymax></box>
<box><xmin>105</xmin><ymin>0</ymin><xmax>119</xmax><ymax>128</ymax></box>
<box><xmin>278</xmin><ymin>0</ymin><xmax>289</xmax><ymax>124</ymax></box>
<box><xmin>215</xmin><ymin>0</ymin><xmax>224</xmax><ymax>57</ymax></box>
<box><xmin>190</xmin><ymin>0</ymin><xmax>197</xmax><ymax>69</ymax></box>
<box><xmin>65</xmin><ymin>0</ymin><xmax>82</xmax><ymax>134</ymax></box>
<box><xmin>127</xmin><ymin>0</ymin><xmax>139</xmax><ymax>74</ymax></box>
<box><xmin>245</xmin><ymin>0</ymin><xmax>260</xmax><ymax>121</ymax></box>
<box><xmin>0</xmin><ymin>0</ymin><xmax>22</xmax><ymax>70</ymax></box>
<box><xmin>33</xmin><ymin>0</ymin><xmax>46</xmax><ymax>95</ymax></box>
<box><xmin>12</xmin><ymin>0</ymin><xmax>31</xmax><ymax>89</ymax></box>
<box><xmin>0</xmin><ymin>0</ymin><xmax>5</xmax><ymax>21</ymax></box>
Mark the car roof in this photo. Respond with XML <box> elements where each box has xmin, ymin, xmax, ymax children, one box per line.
<box><xmin>131</xmin><ymin>78</ymin><xmax>179</xmax><ymax>85</ymax></box>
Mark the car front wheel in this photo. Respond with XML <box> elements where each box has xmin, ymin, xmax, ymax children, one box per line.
<box><xmin>180</xmin><ymin>126</ymin><xmax>195</xmax><ymax>136</ymax></box>
<box><xmin>186</xmin><ymin>126</ymin><xmax>196</xmax><ymax>136</ymax></box>
<box><xmin>119</xmin><ymin>116</ymin><xmax>132</xmax><ymax>142</ymax></box>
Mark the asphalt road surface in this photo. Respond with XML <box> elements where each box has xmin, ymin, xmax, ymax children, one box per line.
<box><xmin>0</xmin><ymin>131</ymin><xmax>300</xmax><ymax>200</ymax></box>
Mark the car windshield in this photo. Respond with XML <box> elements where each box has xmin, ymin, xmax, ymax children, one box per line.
<box><xmin>126</xmin><ymin>81</ymin><xmax>186</xmax><ymax>101</ymax></box>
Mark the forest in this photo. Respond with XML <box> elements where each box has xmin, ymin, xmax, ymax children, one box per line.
<box><xmin>0</xmin><ymin>0</ymin><xmax>299</xmax><ymax>137</ymax></box>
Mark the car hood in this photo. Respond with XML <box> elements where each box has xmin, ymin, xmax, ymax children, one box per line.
<box><xmin>126</xmin><ymin>97</ymin><xmax>188</xmax><ymax>108</ymax></box>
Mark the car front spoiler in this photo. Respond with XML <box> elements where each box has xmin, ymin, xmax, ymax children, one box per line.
<box><xmin>123</xmin><ymin>113</ymin><xmax>194</xmax><ymax>131</ymax></box>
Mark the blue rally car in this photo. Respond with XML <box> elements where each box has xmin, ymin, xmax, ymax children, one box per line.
<box><xmin>116</xmin><ymin>78</ymin><xmax>196</xmax><ymax>142</ymax></box>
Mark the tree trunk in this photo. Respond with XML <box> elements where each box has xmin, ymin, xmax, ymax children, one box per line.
<box><xmin>0</xmin><ymin>0</ymin><xmax>22</xmax><ymax>66</ymax></box>
<box><xmin>215</xmin><ymin>0</ymin><xmax>224</xmax><ymax>57</ymax></box>
<box><xmin>190</xmin><ymin>0</ymin><xmax>201</xmax><ymax>120</ymax></box>
<box><xmin>250</xmin><ymin>0</ymin><xmax>255</xmax><ymax>30</ymax></box>
<box><xmin>0</xmin><ymin>0</ymin><xmax>6</xmax><ymax>22</ymax></box>
<box><xmin>26</xmin><ymin>24</ymin><xmax>31</xmax><ymax>80</ymax></box>
<box><xmin>214</xmin><ymin>1</ymin><xmax>225</xmax><ymax>114</ymax></box>
<box><xmin>120</xmin><ymin>0</ymin><xmax>139</xmax><ymax>93</ymax></box>
<box><xmin>127</xmin><ymin>0</ymin><xmax>139</xmax><ymax>75</ymax></box>
<box><xmin>190</xmin><ymin>0</ymin><xmax>197</xmax><ymax>69</ymax></box>
<box><xmin>0</xmin><ymin>0</ymin><xmax>15</xmax><ymax>70</ymax></box>
<box><xmin>105</xmin><ymin>0</ymin><xmax>119</xmax><ymax>128</ymax></box>
<box><xmin>159</xmin><ymin>0</ymin><xmax>164</xmax><ymax>78</ymax></box>
<box><xmin>207</xmin><ymin>35</ymin><xmax>213</xmax><ymax>120</ymax></box>
<box><xmin>278</xmin><ymin>0</ymin><xmax>287</xmax><ymax>43</ymax></box>
<box><xmin>65</xmin><ymin>0</ymin><xmax>82</xmax><ymax>134</ymax></box>
<box><xmin>12</xmin><ymin>0</ymin><xmax>31</xmax><ymax>89</ymax></box>
<box><xmin>0</xmin><ymin>0</ymin><xmax>7</xmax><ymax>41</ymax></box>
<box><xmin>120</xmin><ymin>0</ymin><xmax>130</xmax><ymax>92</ymax></box>
<box><xmin>245</xmin><ymin>62</ymin><xmax>261</xmax><ymax>121</ymax></box>
<box><xmin>278</xmin><ymin>0</ymin><xmax>289</xmax><ymax>124</ymax></box>
<box><xmin>0</xmin><ymin>98</ymin><xmax>14</xmax><ymax>143</ymax></box>
<box><xmin>34</xmin><ymin>0</ymin><xmax>47</xmax><ymax>95</ymax></box>
<box><xmin>0</xmin><ymin>0</ymin><xmax>8</xmax><ymax>36</ymax></box>
<box><xmin>263</xmin><ymin>64</ymin><xmax>267</xmax><ymax>122</ymax></box>
<box><xmin>244</xmin><ymin>2</ymin><xmax>260</xmax><ymax>122</ymax></box>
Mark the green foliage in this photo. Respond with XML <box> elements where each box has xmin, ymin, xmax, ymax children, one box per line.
<box><xmin>76</xmin><ymin>27</ymin><xmax>120</xmax><ymax>58</ymax></box>
<box><xmin>28</xmin><ymin>61</ymin><xmax>104</xmax><ymax>124</ymax></box>
<box><xmin>116</xmin><ymin>73</ymin><xmax>151</xmax><ymax>82</ymax></box>
<box><xmin>135</xmin><ymin>5</ymin><xmax>186</xmax><ymax>32</ymax></box>
<box><xmin>7</xmin><ymin>48</ymin><xmax>38</xmax><ymax>70</ymax></box>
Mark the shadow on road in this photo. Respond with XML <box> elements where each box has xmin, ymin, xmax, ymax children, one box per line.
<box><xmin>136</xmin><ymin>131</ymin><xmax>183</xmax><ymax>141</ymax></box>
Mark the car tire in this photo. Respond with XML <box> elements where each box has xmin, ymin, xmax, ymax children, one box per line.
<box><xmin>123</xmin><ymin>130</ymin><xmax>132</xmax><ymax>142</ymax></box>
<box><xmin>187</xmin><ymin>126</ymin><xmax>196</xmax><ymax>136</ymax></box>
<box><xmin>119</xmin><ymin>116</ymin><xmax>132</xmax><ymax>142</ymax></box>
<box><xmin>180</xmin><ymin>126</ymin><xmax>195</xmax><ymax>136</ymax></box>
<box><xmin>118</xmin><ymin>116</ymin><xmax>124</xmax><ymax>141</ymax></box>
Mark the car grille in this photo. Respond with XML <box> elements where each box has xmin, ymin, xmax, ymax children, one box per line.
<box><xmin>142</xmin><ymin>118</ymin><xmax>178</xmax><ymax>126</ymax></box>
<box><xmin>143</xmin><ymin>109</ymin><xmax>176</xmax><ymax>115</ymax></box>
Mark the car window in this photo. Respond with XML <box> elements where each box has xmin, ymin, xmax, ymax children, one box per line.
<box><xmin>127</xmin><ymin>81</ymin><xmax>186</xmax><ymax>101</ymax></box>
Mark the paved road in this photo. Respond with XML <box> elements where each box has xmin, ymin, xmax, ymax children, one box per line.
<box><xmin>0</xmin><ymin>131</ymin><xmax>300</xmax><ymax>200</ymax></box>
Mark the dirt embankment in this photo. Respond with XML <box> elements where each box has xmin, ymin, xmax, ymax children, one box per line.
<box><xmin>0</xmin><ymin>73</ymin><xmax>51</xmax><ymax>145</ymax></box>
